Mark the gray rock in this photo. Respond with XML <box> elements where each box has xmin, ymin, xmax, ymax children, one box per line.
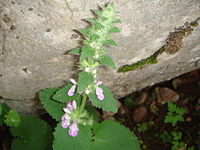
<box><xmin>0</xmin><ymin>0</ymin><xmax>200</xmax><ymax>114</ymax></box>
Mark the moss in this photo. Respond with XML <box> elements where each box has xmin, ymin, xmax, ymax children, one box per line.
<box><xmin>118</xmin><ymin>47</ymin><xmax>164</xmax><ymax>72</ymax></box>
<box><xmin>118</xmin><ymin>18</ymin><xmax>199</xmax><ymax>73</ymax></box>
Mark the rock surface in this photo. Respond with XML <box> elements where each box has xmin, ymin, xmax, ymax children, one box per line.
<box><xmin>0</xmin><ymin>0</ymin><xmax>200</xmax><ymax>113</ymax></box>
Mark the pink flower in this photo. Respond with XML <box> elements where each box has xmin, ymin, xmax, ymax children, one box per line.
<box><xmin>66</xmin><ymin>101</ymin><xmax>77</xmax><ymax>111</ymax></box>
<box><xmin>67</xmin><ymin>79</ymin><xmax>77</xmax><ymax>96</ymax></box>
<box><xmin>95</xmin><ymin>81</ymin><xmax>104</xmax><ymax>100</ymax></box>
<box><xmin>61</xmin><ymin>101</ymin><xmax>79</xmax><ymax>137</ymax></box>
<box><xmin>68</xmin><ymin>122</ymin><xmax>79</xmax><ymax>137</ymax></box>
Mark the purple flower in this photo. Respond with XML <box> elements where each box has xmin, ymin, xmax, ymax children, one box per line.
<box><xmin>67</xmin><ymin>101</ymin><xmax>77</xmax><ymax>110</ymax></box>
<box><xmin>95</xmin><ymin>81</ymin><xmax>104</xmax><ymax>100</ymax></box>
<box><xmin>67</xmin><ymin>79</ymin><xmax>77</xmax><ymax>96</ymax></box>
<box><xmin>68</xmin><ymin>122</ymin><xmax>79</xmax><ymax>137</ymax></box>
<box><xmin>61</xmin><ymin>101</ymin><xmax>79</xmax><ymax>137</ymax></box>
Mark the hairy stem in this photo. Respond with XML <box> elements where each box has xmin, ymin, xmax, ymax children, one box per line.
<box><xmin>80</xmin><ymin>94</ymin><xmax>87</xmax><ymax>112</ymax></box>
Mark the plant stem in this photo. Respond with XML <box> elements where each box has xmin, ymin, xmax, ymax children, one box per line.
<box><xmin>80</xmin><ymin>94</ymin><xmax>87</xmax><ymax>113</ymax></box>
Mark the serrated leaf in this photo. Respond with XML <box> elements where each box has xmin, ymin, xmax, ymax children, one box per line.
<box><xmin>94</xmin><ymin>22</ymin><xmax>104</xmax><ymax>30</ymax></box>
<box><xmin>91</xmin><ymin>34</ymin><xmax>100</xmax><ymax>41</ymax></box>
<box><xmin>93</xmin><ymin>9</ymin><xmax>102</xmax><ymax>16</ymax></box>
<box><xmin>68</xmin><ymin>47</ymin><xmax>81</xmax><ymax>55</ymax></box>
<box><xmin>80</xmin><ymin>45</ymin><xmax>95</xmax><ymax>60</ymax></box>
<box><xmin>88</xmin><ymin>85</ymin><xmax>118</xmax><ymax>113</ymax></box>
<box><xmin>108</xmin><ymin>26</ymin><xmax>121</xmax><ymax>33</ymax></box>
<box><xmin>103</xmin><ymin>39</ymin><xmax>118</xmax><ymax>46</ymax></box>
<box><xmin>99</xmin><ymin>55</ymin><xmax>116</xmax><ymax>69</ymax></box>
<box><xmin>53</xmin><ymin>123</ymin><xmax>91</xmax><ymax>150</ymax></box>
<box><xmin>85</xmin><ymin>18</ymin><xmax>96</xmax><ymax>24</ymax></box>
<box><xmin>76</xmin><ymin>28</ymin><xmax>90</xmax><ymax>37</ymax></box>
<box><xmin>53</xmin><ymin>83</ymin><xmax>81</xmax><ymax>104</ymax></box>
<box><xmin>90</xmin><ymin>120</ymin><xmax>141</xmax><ymax>150</ymax></box>
<box><xmin>0</xmin><ymin>103</ymin><xmax>10</xmax><ymax>125</ymax></box>
<box><xmin>39</xmin><ymin>88</ymin><xmax>65</xmax><ymax>121</ymax></box>
<box><xmin>4</xmin><ymin>110</ymin><xmax>20</xmax><ymax>127</ymax></box>
<box><xmin>10</xmin><ymin>115</ymin><xmax>53</xmax><ymax>150</ymax></box>
<box><xmin>77</xmin><ymin>72</ymin><xmax>94</xmax><ymax>93</ymax></box>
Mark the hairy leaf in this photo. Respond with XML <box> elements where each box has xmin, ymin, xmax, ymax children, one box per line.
<box><xmin>77</xmin><ymin>72</ymin><xmax>94</xmax><ymax>93</ymax></box>
<box><xmin>99</xmin><ymin>55</ymin><xmax>116</xmax><ymax>69</ymax></box>
<box><xmin>39</xmin><ymin>88</ymin><xmax>65</xmax><ymax>121</ymax></box>
<box><xmin>91</xmin><ymin>34</ymin><xmax>100</xmax><ymax>41</ymax></box>
<box><xmin>53</xmin><ymin>123</ymin><xmax>91</xmax><ymax>150</ymax></box>
<box><xmin>0</xmin><ymin>103</ymin><xmax>10</xmax><ymax>125</ymax></box>
<box><xmin>68</xmin><ymin>47</ymin><xmax>81</xmax><ymax>55</ymax></box>
<box><xmin>89</xmin><ymin>85</ymin><xmax>118</xmax><ymax>113</ymax></box>
<box><xmin>53</xmin><ymin>83</ymin><xmax>81</xmax><ymax>104</ymax></box>
<box><xmin>90</xmin><ymin>120</ymin><xmax>141</xmax><ymax>150</ymax></box>
<box><xmin>108</xmin><ymin>26</ymin><xmax>121</xmax><ymax>33</ymax></box>
<box><xmin>76</xmin><ymin>28</ymin><xmax>90</xmax><ymax>37</ymax></box>
<box><xmin>80</xmin><ymin>45</ymin><xmax>95</xmax><ymax>60</ymax></box>
<box><xmin>4</xmin><ymin>110</ymin><xmax>20</xmax><ymax>127</ymax></box>
<box><xmin>10</xmin><ymin>115</ymin><xmax>53</xmax><ymax>150</ymax></box>
<box><xmin>103</xmin><ymin>39</ymin><xmax>117</xmax><ymax>46</ymax></box>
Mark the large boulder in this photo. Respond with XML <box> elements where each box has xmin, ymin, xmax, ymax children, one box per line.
<box><xmin>0</xmin><ymin>0</ymin><xmax>200</xmax><ymax>114</ymax></box>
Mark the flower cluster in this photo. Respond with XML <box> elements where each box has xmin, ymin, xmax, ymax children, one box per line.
<box><xmin>61</xmin><ymin>101</ymin><xmax>79</xmax><ymax>137</ymax></box>
<box><xmin>95</xmin><ymin>81</ymin><xmax>104</xmax><ymax>100</ymax></box>
<box><xmin>68</xmin><ymin>78</ymin><xmax>105</xmax><ymax>100</ymax></box>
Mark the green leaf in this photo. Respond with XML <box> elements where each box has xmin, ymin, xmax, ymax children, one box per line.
<box><xmin>164</xmin><ymin>102</ymin><xmax>186</xmax><ymax>126</ymax></box>
<box><xmin>68</xmin><ymin>47</ymin><xmax>81</xmax><ymax>55</ymax></box>
<box><xmin>90</xmin><ymin>120</ymin><xmax>141</xmax><ymax>150</ymax></box>
<box><xmin>76</xmin><ymin>28</ymin><xmax>90</xmax><ymax>37</ymax></box>
<box><xmin>39</xmin><ymin>88</ymin><xmax>65</xmax><ymax>121</ymax></box>
<box><xmin>88</xmin><ymin>85</ymin><xmax>118</xmax><ymax>113</ymax></box>
<box><xmin>77</xmin><ymin>72</ymin><xmax>94</xmax><ymax>93</ymax></box>
<box><xmin>91</xmin><ymin>34</ymin><xmax>100</xmax><ymax>41</ymax></box>
<box><xmin>4</xmin><ymin>110</ymin><xmax>20</xmax><ymax>127</ymax></box>
<box><xmin>108</xmin><ymin>26</ymin><xmax>121</xmax><ymax>33</ymax></box>
<box><xmin>53</xmin><ymin>123</ymin><xmax>91</xmax><ymax>150</ymax></box>
<box><xmin>103</xmin><ymin>39</ymin><xmax>118</xmax><ymax>46</ymax></box>
<box><xmin>80</xmin><ymin>45</ymin><xmax>95</xmax><ymax>60</ymax></box>
<box><xmin>94</xmin><ymin>22</ymin><xmax>105</xmax><ymax>30</ymax></box>
<box><xmin>0</xmin><ymin>103</ymin><xmax>10</xmax><ymax>125</ymax></box>
<box><xmin>85</xmin><ymin>18</ymin><xmax>96</xmax><ymax>24</ymax></box>
<box><xmin>10</xmin><ymin>115</ymin><xmax>53</xmax><ymax>150</ymax></box>
<box><xmin>99</xmin><ymin>55</ymin><xmax>116</xmax><ymax>69</ymax></box>
<box><xmin>93</xmin><ymin>9</ymin><xmax>102</xmax><ymax>16</ymax></box>
<box><xmin>53</xmin><ymin>83</ymin><xmax>81</xmax><ymax>104</ymax></box>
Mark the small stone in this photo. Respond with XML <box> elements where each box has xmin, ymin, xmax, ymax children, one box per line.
<box><xmin>132</xmin><ymin>106</ymin><xmax>148</xmax><ymax>123</ymax></box>
<box><xmin>156</xmin><ymin>87</ymin><xmax>179</xmax><ymax>104</ymax></box>
<box><xmin>172</xmin><ymin>71</ymin><xmax>200</xmax><ymax>88</ymax></box>
<box><xmin>186</xmin><ymin>117</ymin><xmax>192</xmax><ymax>122</ymax></box>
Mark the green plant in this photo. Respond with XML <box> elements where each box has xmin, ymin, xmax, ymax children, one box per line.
<box><xmin>39</xmin><ymin>2</ymin><xmax>140</xmax><ymax>150</ymax></box>
<box><xmin>136</xmin><ymin>121</ymin><xmax>154</xmax><ymax>132</ymax></box>
<box><xmin>164</xmin><ymin>102</ymin><xmax>186</xmax><ymax>126</ymax></box>
<box><xmin>0</xmin><ymin>103</ymin><xmax>53</xmax><ymax>150</ymax></box>
<box><xmin>0</xmin><ymin>103</ymin><xmax>20</xmax><ymax>127</ymax></box>
<box><xmin>10</xmin><ymin>115</ymin><xmax>53</xmax><ymax>150</ymax></box>
<box><xmin>170</xmin><ymin>131</ymin><xmax>185</xmax><ymax>150</ymax></box>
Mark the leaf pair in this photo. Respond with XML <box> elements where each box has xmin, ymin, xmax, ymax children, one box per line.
<box><xmin>39</xmin><ymin>86</ymin><xmax>81</xmax><ymax>121</ymax></box>
<box><xmin>53</xmin><ymin>120</ymin><xmax>141</xmax><ymax>150</ymax></box>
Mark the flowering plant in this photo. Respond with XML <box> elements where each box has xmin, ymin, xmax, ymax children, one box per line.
<box><xmin>39</xmin><ymin>2</ymin><xmax>140</xmax><ymax>150</ymax></box>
